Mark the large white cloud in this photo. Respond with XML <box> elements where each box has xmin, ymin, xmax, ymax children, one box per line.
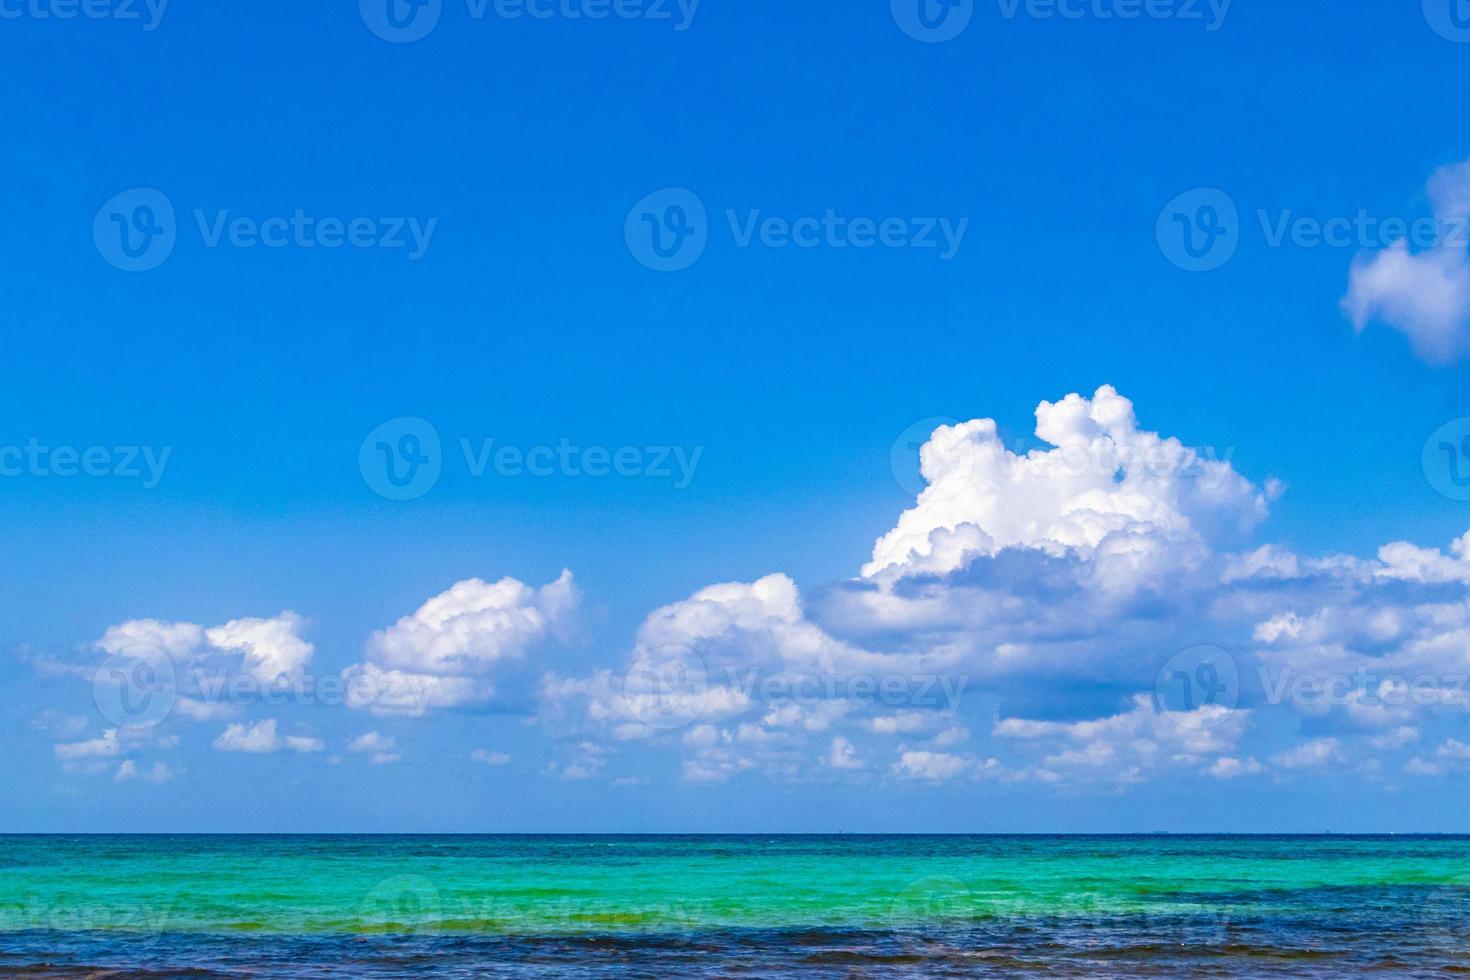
<box><xmin>543</xmin><ymin>571</ymin><xmax>975</xmax><ymax>781</ymax></box>
<box><xmin>1343</xmin><ymin>158</ymin><xmax>1470</xmax><ymax>364</ymax></box>
<box><xmin>97</xmin><ymin>612</ymin><xmax>313</xmax><ymax>683</ymax></box>
<box><xmin>543</xmin><ymin>386</ymin><xmax>1470</xmax><ymax>791</ymax></box>
<box><xmin>864</xmin><ymin>385</ymin><xmax>1267</xmax><ymax>587</ymax></box>
<box><xmin>346</xmin><ymin>571</ymin><xmax>580</xmax><ymax>716</ymax></box>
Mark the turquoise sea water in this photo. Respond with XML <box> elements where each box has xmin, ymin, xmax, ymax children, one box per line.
<box><xmin>4</xmin><ymin>835</ymin><xmax>1470</xmax><ymax>976</ymax></box>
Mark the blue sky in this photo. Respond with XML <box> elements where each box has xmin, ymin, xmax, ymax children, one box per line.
<box><xmin>5</xmin><ymin>1</ymin><xmax>1470</xmax><ymax>832</ymax></box>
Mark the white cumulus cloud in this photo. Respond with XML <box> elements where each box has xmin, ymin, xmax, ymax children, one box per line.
<box><xmin>345</xmin><ymin>571</ymin><xmax>579</xmax><ymax>716</ymax></box>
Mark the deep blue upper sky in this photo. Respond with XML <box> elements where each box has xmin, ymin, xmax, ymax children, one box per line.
<box><xmin>4</xmin><ymin>1</ymin><xmax>1470</xmax><ymax>832</ymax></box>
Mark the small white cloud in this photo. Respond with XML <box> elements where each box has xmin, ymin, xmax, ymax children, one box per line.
<box><xmin>892</xmin><ymin>749</ymin><xmax>976</xmax><ymax>782</ymax></box>
<box><xmin>934</xmin><ymin>724</ymin><xmax>970</xmax><ymax>747</ymax></box>
<box><xmin>1436</xmin><ymin>737</ymin><xmax>1470</xmax><ymax>760</ymax></box>
<box><xmin>349</xmin><ymin>731</ymin><xmax>401</xmax><ymax>764</ymax></box>
<box><xmin>55</xmin><ymin>730</ymin><xmax>128</xmax><ymax>761</ymax></box>
<box><xmin>825</xmin><ymin>736</ymin><xmax>864</xmax><ymax>770</ymax></box>
<box><xmin>1343</xmin><ymin>159</ymin><xmax>1470</xmax><ymax>364</ymax></box>
<box><xmin>470</xmin><ymin>749</ymin><xmax>511</xmax><ymax>766</ymax></box>
<box><xmin>31</xmin><ymin>711</ymin><xmax>89</xmax><ymax>739</ymax></box>
<box><xmin>1207</xmin><ymin>756</ymin><xmax>1263</xmax><ymax>779</ymax></box>
<box><xmin>368</xmin><ymin>571</ymin><xmax>578</xmax><ymax>674</ymax></box>
<box><xmin>1369</xmin><ymin>726</ymin><xmax>1419</xmax><ymax>750</ymax></box>
<box><xmin>1270</xmin><ymin>738</ymin><xmax>1344</xmax><ymax>770</ymax></box>
<box><xmin>173</xmin><ymin>697</ymin><xmax>240</xmax><ymax>722</ymax></box>
<box><xmin>863</xmin><ymin>711</ymin><xmax>938</xmax><ymax>736</ymax></box>
<box><xmin>115</xmin><ymin>760</ymin><xmax>174</xmax><ymax>784</ymax></box>
<box><xmin>213</xmin><ymin>719</ymin><xmax>323</xmax><ymax>754</ymax></box>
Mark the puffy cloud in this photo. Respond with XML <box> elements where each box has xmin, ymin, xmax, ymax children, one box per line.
<box><xmin>94</xmin><ymin>611</ymin><xmax>314</xmax><ymax>685</ymax></box>
<box><xmin>1270</xmin><ymin>738</ymin><xmax>1345</xmax><ymax>770</ymax></box>
<box><xmin>1223</xmin><ymin>545</ymin><xmax>1301</xmax><ymax>583</ymax></box>
<box><xmin>542</xmin><ymin>572</ymin><xmax>961</xmax><ymax>781</ymax></box>
<box><xmin>546</xmin><ymin>741</ymin><xmax>609</xmax><ymax>781</ymax></box>
<box><xmin>824</xmin><ymin>736</ymin><xmax>864</xmax><ymax>770</ymax></box>
<box><xmin>204</xmin><ymin>614</ymin><xmax>314</xmax><ymax>682</ymax></box>
<box><xmin>115</xmin><ymin>760</ymin><xmax>175</xmax><ymax>784</ymax></box>
<box><xmin>54</xmin><ymin>728</ymin><xmax>178</xmax><ymax>777</ymax></box>
<box><xmin>1207</xmin><ymin>756</ymin><xmax>1263</xmax><ymax>779</ymax></box>
<box><xmin>349</xmin><ymin>731</ymin><xmax>401</xmax><ymax>764</ymax></box>
<box><xmin>213</xmin><ymin>719</ymin><xmax>324</xmax><ymax>754</ymax></box>
<box><xmin>343</xmin><ymin>662</ymin><xmax>490</xmax><ymax>718</ymax></box>
<box><xmin>346</xmin><ymin>572</ymin><xmax>579</xmax><ymax>715</ymax></box>
<box><xmin>1369</xmin><ymin>726</ymin><xmax>1419</xmax><ymax>750</ymax></box>
<box><xmin>538</xmin><ymin>387</ymin><xmax>1470</xmax><ymax>793</ymax></box>
<box><xmin>1438</xmin><ymin>737</ymin><xmax>1470</xmax><ymax>760</ymax></box>
<box><xmin>1343</xmin><ymin>158</ymin><xmax>1470</xmax><ymax>364</ymax></box>
<box><xmin>97</xmin><ymin>619</ymin><xmax>207</xmax><ymax>661</ymax></box>
<box><xmin>994</xmin><ymin>694</ymin><xmax>1250</xmax><ymax>785</ymax></box>
<box><xmin>54</xmin><ymin>730</ymin><xmax>130</xmax><ymax>761</ymax></box>
<box><xmin>891</xmin><ymin>750</ymin><xmax>1004</xmax><ymax>783</ymax></box>
<box><xmin>863</xmin><ymin>386</ymin><xmax>1267</xmax><ymax>586</ymax></box>
<box><xmin>368</xmin><ymin>571</ymin><xmax>577</xmax><ymax>673</ymax></box>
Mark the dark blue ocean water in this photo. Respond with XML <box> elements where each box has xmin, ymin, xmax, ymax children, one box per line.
<box><xmin>3</xmin><ymin>834</ymin><xmax>1469</xmax><ymax>977</ymax></box>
